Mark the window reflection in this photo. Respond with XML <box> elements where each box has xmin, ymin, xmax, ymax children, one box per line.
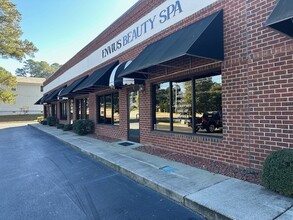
<box><xmin>99</xmin><ymin>96</ymin><xmax>105</xmax><ymax>123</ymax></box>
<box><xmin>153</xmin><ymin>74</ymin><xmax>222</xmax><ymax>137</ymax></box>
<box><xmin>113</xmin><ymin>93</ymin><xmax>119</xmax><ymax>125</ymax></box>
<box><xmin>76</xmin><ymin>98</ymin><xmax>88</xmax><ymax>120</ymax></box>
<box><xmin>60</xmin><ymin>102</ymin><xmax>67</xmax><ymax>120</ymax></box>
<box><xmin>154</xmin><ymin>82</ymin><xmax>170</xmax><ymax>131</ymax></box>
<box><xmin>97</xmin><ymin>93</ymin><xmax>119</xmax><ymax>125</ymax></box>
<box><xmin>105</xmin><ymin>95</ymin><xmax>112</xmax><ymax>124</ymax></box>
<box><xmin>173</xmin><ymin>80</ymin><xmax>192</xmax><ymax>133</ymax></box>
<box><xmin>195</xmin><ymin>75</ymin><xmax>222</xmax><ymax>135</ymax></box>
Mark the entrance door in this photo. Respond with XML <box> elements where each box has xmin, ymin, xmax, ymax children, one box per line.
<box><xmin>128</xmin><ymin>88</ymin><xmax>140</xmax><ymax>142</ymax></box>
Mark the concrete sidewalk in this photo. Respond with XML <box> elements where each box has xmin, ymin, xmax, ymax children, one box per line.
<box><xmin>29</xmin><ymin>124</ymin><xmax>293</xmax><ymax>220</ymax></box>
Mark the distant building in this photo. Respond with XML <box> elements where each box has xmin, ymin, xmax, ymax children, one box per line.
<box><xmin>0</xmin><ymin>77</ymin><xmax>45</xmax><ymax>115</ymax></box>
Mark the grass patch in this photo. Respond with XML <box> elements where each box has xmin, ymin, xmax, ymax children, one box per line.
<box><xmin>0</xmin><ymin>114</ymin><xmax>43</xmax><ymax>122</ymax></box>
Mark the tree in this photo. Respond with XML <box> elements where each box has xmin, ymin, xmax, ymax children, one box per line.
<box><xmin>15</xmin><ymin>59</ymin><xmax>62</xmax><ymax>78</ymax></box>
<box><xmin>0</xmin><ymin>0</ymin><xmax>37</xmax><ymax>60</ymax></box>
<box><xmin>0</xmin><ymin>67</ymin><xmax>16</xmax><ymax>103</ymax></box>
<box><xmin>0</xmin><ymin>0</ymin><xmax>38</xmax><ymax>103</ymax></box>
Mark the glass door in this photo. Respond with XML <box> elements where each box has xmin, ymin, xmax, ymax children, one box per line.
<box><xmin>128</xmin><ymin>88</ymin><xmax>140</xmax><ymax>142</ymax></box>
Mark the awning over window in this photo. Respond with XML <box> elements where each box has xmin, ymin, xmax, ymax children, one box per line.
<box><xmin>109</xmin><ymin>61</ymin><xmax>131</xmax><ymax>88</ymax></box>
<box><xmin>34</xmin><ymin>97</ymin><xmax>42</xmax><ymax>105</ymax></box>
<box><xmin>119</xmin><ymin>10</ymin><xmax>224</xmax><ymax>79</ymax></box>
<box><xmin>59</xmin><ymin>75</ymin><xmax>88</xmax><ymax>98</ymax></box>
<box><xmin>43</xmin><ymin>87</ymin><xmax>65</xmax><ymax>103</ymax></box>
<box><xmin>73</xmin><ymin>61</ymin><xmax>119</xmax><ymax>93</ymax></box>
<box><xmin>39</xmin><ymin>94</ymin><xmax>48</xmax><ymax>104</ymax></box>
<box><xmin>265</xmin><ymin>0</ymin><xmax>293</xmax><ymax>37</ymax></box>
<box><xmin>109</xmin><ymin>61</ymin><xmax>144</xmax><ymax>88</ymax></box>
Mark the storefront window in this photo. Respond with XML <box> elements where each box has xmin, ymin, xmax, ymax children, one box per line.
<box><xmin>85</xmin><ymin>98</ymin><xmax>89</xmax><ymax>119</ymax></box>
<box><xmin>51</xmin><ymin>104</ymin><xmax>56</xmax><ymax>117</ymax></box>
<box><xmin>153</xmin><ymin>73</ymin><xmax>222</xmax><ymax>137</ymax></box>
<box><xmin>195</xmin><ymin>75</ymin><xmax>222</xmax><ymax>135</ymax></box>
<box><xmin>70</xmin><ymin>99</ymin><xmax>74</xmax><ymax>123</ymax></box>
<box><xmin>97</xmin><ymin>93</ymin><xmax>119</xmax><ymax>125</ymax></box>
<box><xmin>60</xmin><ymin>102</ymin><xmax>67</xmax><ymax>120</ymax></box>
<box><xmin>105</xmin><ymin>95</ymin><xmax>112</xmax><ymax>124</ymax></box>
<box><xmin>173</xmin><ymin>80</ymin><xmax>192</xmax><ymax>133</ymax></box>
<box><xmin>98</xmin><ymin>96</ymin><xmax>105</xmax><ymax>123</ymax></box>
<box><xmin>76</xmin><ymin>98</ymin><xmax>88</xmax><ymax>120</ymax></box>
<box><xmin>154</xmin><ymin>82</ymin><xmax>170</xmax><ymax>131</ymax></box>
<box><xmin>113</xmin><ymin>93</ymin><xmax>119</xmax><ymax>125</ymax></box>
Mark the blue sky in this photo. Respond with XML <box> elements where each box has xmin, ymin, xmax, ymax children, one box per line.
<box><xmin>0</xmin><ymin>0</ymin><xmax>138</xmax><ymax>74</ymax></box>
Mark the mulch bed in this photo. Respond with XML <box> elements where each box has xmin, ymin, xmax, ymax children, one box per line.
<box><xmin>85</xmin><ymin>132</ymin><xmax>262</xmax><ymax>185</ymax></box>
<box><xmin>135</xmin><ymin>145</ymin><xmax>262</xmax><ymax>185</ymax></box>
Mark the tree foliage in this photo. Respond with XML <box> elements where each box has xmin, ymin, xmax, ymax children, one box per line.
<box><xmin>0</xmin><ymin>0</ymin><xmax>38</xmax><ymax>60</ymax></box>
<box><xmin>0</xmin><ymin>67</ymin><xmax>16</xmax><ymax>103</ymax></box>
<box><xmin>195</xmin><ymin>78</ymin><xmax>222</xmax><ymax>113</ymax></box>
<box><xmin>15</xmin><ymin>59</ymin><xmax>62</xmax><ymax>78</ymax></box>
<box><xmin>156</xmin><ymin>85</ymin><xmax>170</xmax><ymax>112</ymax></box>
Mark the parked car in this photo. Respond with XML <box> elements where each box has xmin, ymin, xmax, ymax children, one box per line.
<box><xmin>201</xmin><ymin>111</ymin><xmax>222</xmax><ymax>133</ymax></box>
<box><xmin>187</xmin><ymin>116</ymin><xmax>202</xmax><ymax>132</ymax></box>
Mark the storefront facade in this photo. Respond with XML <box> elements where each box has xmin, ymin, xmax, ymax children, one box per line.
<box><xmin>41</xmin><ymin>0</ymin><xmax>293</xmax><ymax>170</ymax></box>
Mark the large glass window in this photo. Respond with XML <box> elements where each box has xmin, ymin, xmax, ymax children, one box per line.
<box><xmin>51</xmin><ymin>104</ymin><xmax>56</xmax><ymax>117</ymax></box>
<box><xmin>76</xmin><ymin>98</ymin><xmax>88</xmax><ymax>120</ymax></box>
<box><xmin>97</xmin><ymin>93</ymin><xmax>119</xmax><ymax>125</ymax></box>
<box><xmin>113</xmin><ymin>93</ymin><xmax>119</xmax><ymax>125</ymax></box>
<box><xmin>60</xmin><ymin>102</ymin><xmax>67</xmax><ymax>120</ymax></box>
<box><xmin>153</xmin><ymin>73</ymin><xmax>222</xmax><ymax>137</ymax></box>
<box><xmin>173</xmin><ymin>80</ymin><xmax>192</xmax><ymax>133</ymax></box>
<box><xmin>154</xmin><ymin>82</ymin><xmax>170</xmax><ymax>131</ymax></box>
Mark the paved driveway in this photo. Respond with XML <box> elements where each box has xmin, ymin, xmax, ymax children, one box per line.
<box><xmin>0</xmin><ymin>125</ymin><xmax>203</xmax><ymax>220</ymax></box>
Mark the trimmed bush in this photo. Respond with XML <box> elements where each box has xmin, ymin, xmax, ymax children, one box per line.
<box><xmin>47</xmin><ymin>116</ymin><xmax>57</xmax><ymax>126</ymax></box>
<box><xmin>57</xmin><ymin>124</ymin><xmax>64</xmax><ymax>129</ymax></box>
<box><xmin>40</xmin><ymin>120</ymin><xmax>47</xmax><ymax>125</ymax></box>
<box><xmin>73</xmin><ymin>119</ymin><xmax>94</xmax><ymax>135</ymax></box>
<box><xmin>63</xmin><ymin>124</ymin><xmax>73</xmax><ymax>131</ymax></box>
<box><xmin>262</xmin><ymin>149</ymin><xmax>293</xmax><ymax>196</ymax></box>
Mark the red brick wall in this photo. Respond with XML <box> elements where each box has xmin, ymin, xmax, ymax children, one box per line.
<box><xmin>137</xmin><ymin>0</ymin><xmax>293</xmax><ymax>170</ymax></box>
<box><xmin>47</xmin><ymin>0</ymin><xmax>293</xmax><ymax>170</ymax></box>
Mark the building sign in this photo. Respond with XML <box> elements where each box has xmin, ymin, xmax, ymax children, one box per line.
<box><xmin>45</xmin><ymin>0</ymin><xmax>217</xmax><ymax>93</ymax></box>
<box><xmin>102</xmin><ymin>1</ymin><xmax>183</xmax><ymax>58</ymax></box>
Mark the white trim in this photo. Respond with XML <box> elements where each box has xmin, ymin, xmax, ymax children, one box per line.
<box><xmin>109</xmin><ymin>63</ymin><xmax>124</xmax><ymax>88</ymax></box>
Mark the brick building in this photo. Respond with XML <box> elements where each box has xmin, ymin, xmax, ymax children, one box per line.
<box><xmin>40</xmin><ymin>0</ymin><xmax>293</xmax><ymax>171</ymax></box>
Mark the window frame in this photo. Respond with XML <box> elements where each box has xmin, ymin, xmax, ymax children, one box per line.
<box><xmin>152</xmin><ymin>72</ymin><xmax>222</xmax><ymax>136</ymax></box>
<box><xmin>97</xmin><ymin>92</ymin><xmax>119</xmax><ymax>125</ymax></box>
<box><xmin>76</xmin><ymin>98</ymin><xmax>89</xmax><ymax>120</ymax></box>
<box><xmin>59</xmin><ymin>101</ymin><xmax>67</xmax><ymax>120</ymax></box>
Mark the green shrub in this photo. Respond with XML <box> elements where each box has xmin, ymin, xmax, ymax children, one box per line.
<box><xmin>262</xmin><ymin>149</ymin><xmax>293</xmax><ymax>196</ymax></box>
<box><xmin>40</xmin><ymin>120</ymin><xmax>47</xmax><ymax>125</ymax></box>
<box><xmin>63</xmin><ymin>124</ymin><xmax>73</xmax><ymax>131</ymax></box>
<box><xmin>37</xmin><ymin>116</ymin><xmax>44</xmax><ymax>122</ymax></box>
<box><xmin>47</xmin><ymin>116</ymin><xmax>58</xmax><ymax>126</ymax></box>
<box><xmin>73</xmin><ymin>119</ymin><xmax>94</xmax><ymax>135</ymax></box>
<box><xmin>57</xmin><ymin>124</ymin><xmax>64</xmax><ymax>129</ymax></box>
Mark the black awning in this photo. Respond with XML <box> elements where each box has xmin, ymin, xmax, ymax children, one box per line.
<box><xmin>59</xmin><ymin>75</ymin><xmax>88</xmax><ymax>98</ymax></box>
<box><xmin>109</xmin><ymin>61</ymin><xmax>130</xmax><ymax>88</ymax></box>
<box><xmin>265</xmin><ymin>0</ymin><xmax>293</xmax><ymax>37</ymax></box>
<box><xmin>120</xmin><ymin>10</ymin><xmax>224</xmax><ymax>79</ymax></box>
<box><xmin>73</xmin><ymin>61</ymin><xmax>119</xmax><ymax>93</ymax></box>
<box><xmin>34</xmin><ymin>97</ymin><xmax>42</xmax><ymax>105</ymax></box>
<box><xmin>40</xmin><ymin>94</ymin><xmax>48</xmax><ymax>104</ymax></box>
<box><xmin>43</xmin><ymin>87</ymin><xmax>64</xmax><ymax>103</ymax></box>
<box><xmin>109</xmin><ymin>61</ymin><xmax>145</xmax><ymax>88</ymax></box>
